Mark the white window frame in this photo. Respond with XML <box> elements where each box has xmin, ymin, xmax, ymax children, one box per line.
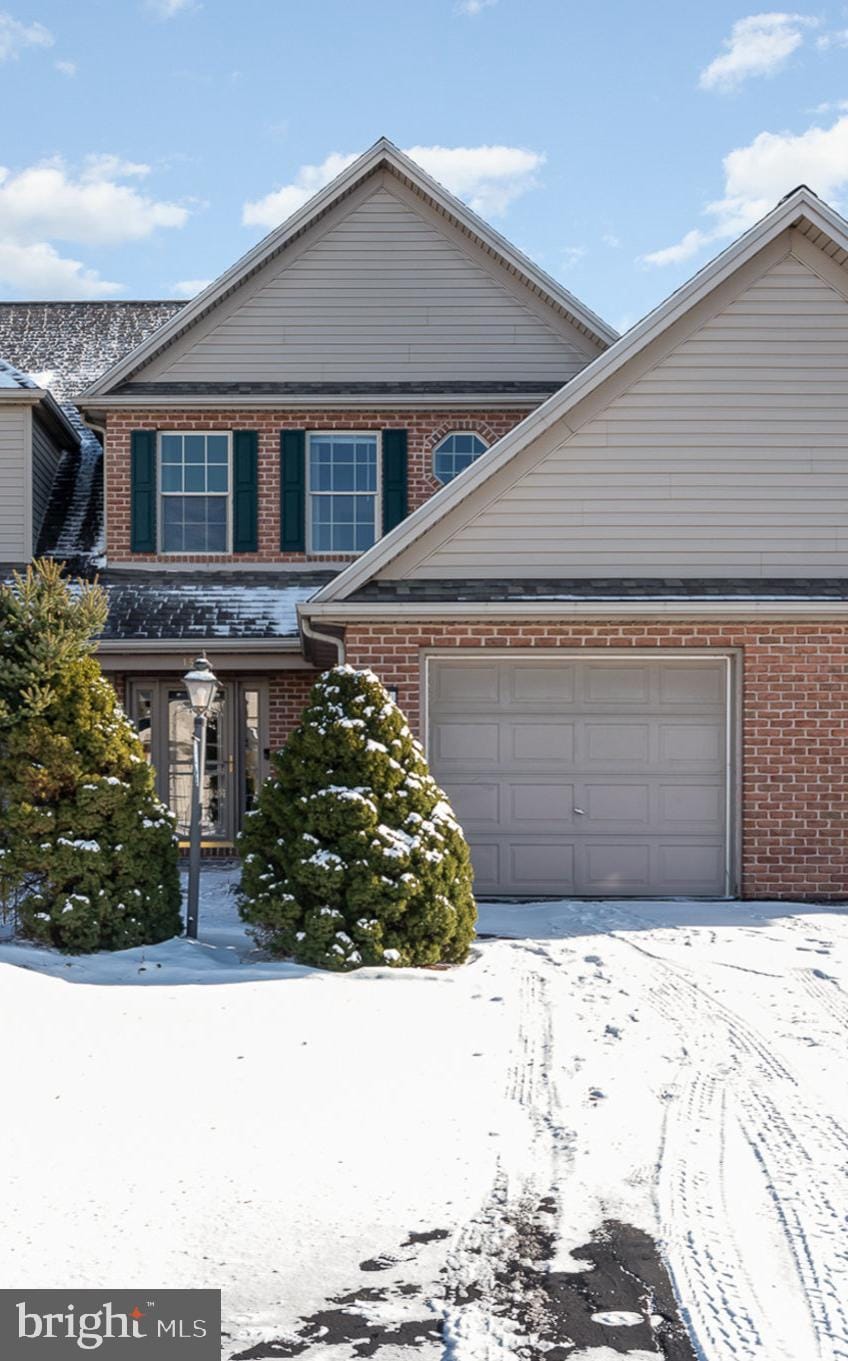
<box><xmin>432</xmin><ymin>430</ymin><xmax>488</xmax><ymax>486</ymax></box>
<box><xmin>306</xmin><ymin>430</ymin><xmax>382</xmax><ymax>556</ymax></box>
<box><xmin>158</xmin><ymin>430</ymin><xmax>232</xmax><ymax>556</ymax></box>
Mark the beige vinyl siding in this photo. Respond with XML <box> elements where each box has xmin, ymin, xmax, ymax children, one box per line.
<box><xmin>31</xmin><ymin>410</ymin><xmax>62</xmax><ymax>544</ymax></box>
<box><xmin>390</xmin><ymin>243</ymin><xmax>848</xmax><ymax>579</ymax></box>
<box><xmin>0</xmin><ymin>404</ymin><xmax>30</xmax><ymax>560</ymax></box>
<box><xmin>139</xmin><ymin>177</ymin><xmax>597</xmax><ymax>385</ymax></box>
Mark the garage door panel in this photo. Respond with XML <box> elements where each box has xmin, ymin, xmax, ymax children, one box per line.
<box><xmin>433</xmin><ymin>721</ymin><xmax>500</xmax><ymax>764</ymax></box>
<box><xmin>429</xmin><ymin>658</ymin><xmax>729</xmax><ymax>897</ymax></box>
<box><xmin>659</xmin><ymin>722</ymin><xmax>723</xmax><ymax>765</ymax></box>
<box><xmin>467</xmin><ymin>841</ymin><xmax>500</xmax><ymax>892</ymax></box>
<box><xmin>583</xmin><ymin>662</ymin><xmax>652</xmax><ymax>704</ymax></box>
<box><xmin>432</xmin><ymin>664</ymin><xmax>499</xmax><ymax>704</ymax></box>
<box><xmin>660</xmin><ymin>783</ymin><xmax>724</xmax><ymax>829</ymax></box>
<box><xmin>584</xmin><ymin>782</ymin><xmax>651</xmax><ymax>826</ymax></box>
<box><xmin>659</xmin><ymin>663</ymin><xmax>725</xmax><ymax>705</ymax></box>
<box><xmin>585</xmin><ymin>722</ymin><xmax>651</xmax><ymax>764</ymax></box>
<box><xmin>510</xmin><ymin>782</ymin><xmax>576</xmax><ymax>825</ymax></box>
<box><xmin>508</xmin><ymin>664</ymin><xmax>576</xmax><ymax>704</ymax></box>
<box><xmin>510</xmin><ymin>841</ymin><xmax>576</xmax><ymax>892</ymax></box>
<box><xmin>583</xmin><ymin>840</ymin><xmax>652</xmax><ymax>892</ymax></box>
<box><xmin>441</xmin><ymin>782</ymin><xmax>501</xmax><ymax>828</ymax></box>
<box><xmin>658</xmin><ymin>844</ymin><xmax>726</xmax><ymax>892</ymax></box>
<box><xmin>511</xmin><ymin>722</ymin><xmax>575</xmax><ymax>762</ymax></box>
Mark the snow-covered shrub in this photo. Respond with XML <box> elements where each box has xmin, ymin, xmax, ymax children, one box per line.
<box><xmin>0</xmin><ymin>561</ymin><xmax>182</xmax><ymax>952</ymax></box>
<box><xmin>238</xmin><ymin>665</ymin><xmax>476</xmax><ymax>970</ymax></box>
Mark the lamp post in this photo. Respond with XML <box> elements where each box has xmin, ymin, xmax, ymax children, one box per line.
<box><xmin>183</xmin><ymin>655</ymin><xmax>218</xmax><ymax>940</ymax></box>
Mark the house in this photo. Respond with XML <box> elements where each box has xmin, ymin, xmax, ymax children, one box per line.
<box><xmin>2</xmin><ymin>141</ymin><xmax>848</xmax><ymax>901</ymax></box>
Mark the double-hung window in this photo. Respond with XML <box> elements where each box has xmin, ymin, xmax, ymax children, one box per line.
<box><xmin>308</xmin><ymin>432</ymin><xmax>378</xmax><ymax>553</ymax></box>
<box><xmin>160</xmin><ymin>432</ymin><xmax>230</xmax><ymax>553</ymax></box>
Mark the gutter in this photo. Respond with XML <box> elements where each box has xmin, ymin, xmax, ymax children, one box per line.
<box><xmin>79</xmin><ymin>393</ymin><xmax>546</xmax><ymax>412</ymax></box>
<box><xmin>299</xmin><ymin>598</ymin><xmax>848</xmax><ymax>622</ymax></box>
<box><xmin>96</xmin><ymin>636</ymin><xmax>304</xmax><ymax>653</ymax></box>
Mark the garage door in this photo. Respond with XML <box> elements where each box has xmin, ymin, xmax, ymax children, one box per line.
<box><xmin>428</xmin><ymin>657</ymin><xmax>730</xmax><ymax>897</ymax></box>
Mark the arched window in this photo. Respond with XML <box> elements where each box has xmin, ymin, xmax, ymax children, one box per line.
<box><xmin>433</xmin><ymin>432</ymin><xmax>487</xmax><ymax>485</ymax></box>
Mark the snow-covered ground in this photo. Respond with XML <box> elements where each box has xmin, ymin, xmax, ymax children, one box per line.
<box><xmin>1</xmin><ymin>868</ymin><xmax>847</xmax><ymax>1360</ymax></box>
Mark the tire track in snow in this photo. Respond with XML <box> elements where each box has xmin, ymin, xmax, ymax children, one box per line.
<box><xmin>626</xmin><ymin>935</ymin><xmax>848</xmax><ymax>1360</ymax></box>
<box><xmin>801</xmin><ymin>968</ymin><xmax>848</xmax><ymax>1032</ymax></box>
<box><xmin>442</xmin><ymin>960</ymin><xmax>571</xmax><ymax>1358</ymax></box>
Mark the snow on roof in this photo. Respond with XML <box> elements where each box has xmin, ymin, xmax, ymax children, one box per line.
<box><xmin>0</xmin><ymin>356</ymin><xmax>38</xmax><ymax>390</ymax></box>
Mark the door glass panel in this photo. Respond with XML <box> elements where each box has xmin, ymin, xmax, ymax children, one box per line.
<box><xmin>132</xmin><ymin>688</ymin><xmax>154</xmax><ymax>763</ymax></box>
<box><xmin>167</xmin><ymin>687</ymin><xmax>227</xmax><ymax>838</ymax></box>
<box><xmin>242</xmin><ymin>688</ymin><xmax>261</xmax><ymax>814</ymax></box>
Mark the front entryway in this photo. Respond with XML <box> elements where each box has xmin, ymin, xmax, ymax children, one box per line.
<box><xmin>128</xmin><ymin>678</ymin><xmax>268</xmax><ymax>844</ymax></box>
<box><xmin>427</xmin><ymin>655</ymin><xmax>732</xmax><ymax>897</ymax></box>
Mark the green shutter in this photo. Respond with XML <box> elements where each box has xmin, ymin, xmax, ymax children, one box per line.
<box><xmin>232</xmin><ymin>430</ymin><xmax>258</xmax><ymax>553</ymax></box>
<box><xmin>280</xmin><ymin>430</ymin><xmax>306</xmax><ymax>551</ymax></box>
<box><xmin>382</xmin><ymin>429</ymin><xmax>408</xmax><ymax>534</ymax></box>
<box><xmin>130</xmin><ymin>429</ymin><xmax>157</xmax><ymax>553</ymax></box>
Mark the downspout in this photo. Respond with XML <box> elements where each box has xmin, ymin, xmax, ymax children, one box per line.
<box><xmin>300</xmin><ymin>610</ymin><xmax>346</xmax><ymax>666</ymax></box>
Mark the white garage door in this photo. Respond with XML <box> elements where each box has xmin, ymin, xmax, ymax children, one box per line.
<box><xmin>428</xmin><ymin>656</ymin><xmax>730</xmax><ymax>897</ymax></box>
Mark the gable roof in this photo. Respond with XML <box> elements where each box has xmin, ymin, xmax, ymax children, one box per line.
<box><xmin>0</xmin><ymin>300</ymin><xmax>187</xmax><ymax>402</ymax></box>
<box><xmin>307</xmin><ymin>185</ymin><xmax>848</xmax><ymax>605</ymax></box>
<box><xmin>82</xmin><ymin>139</ymin><xmax>617</xmax><ymax>401</ymax></box>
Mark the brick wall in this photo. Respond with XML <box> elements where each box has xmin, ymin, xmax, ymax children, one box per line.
<box><xmin>343</xmin><ymin>618</ymin><xmax>848</xmax><ymax>901</ymax></box>
<box><xmin>104</xmin><ymin>408</ymin><xmax>526</xmax><ymax>564</ymax></box>
<box><xmin>269</xmin><ymin>670</ymin><xmax>317</xmax><ymax>749</ymax></box>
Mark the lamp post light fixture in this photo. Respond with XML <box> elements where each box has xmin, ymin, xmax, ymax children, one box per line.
<box><xmin>183</xmin><ymin>654</ymin><xmax>218</xmax><ymax>940</ymax></box>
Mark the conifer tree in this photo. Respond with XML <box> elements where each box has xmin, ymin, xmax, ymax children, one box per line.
<box><xmin>238</xmin><ymin>665</ymin><xmax>476</xmax><ymax>970</ymax></box>
<box><xmin>0</xmin><ymin>561</ymin><xmax>182</xmax><ymax>951</ymax></box>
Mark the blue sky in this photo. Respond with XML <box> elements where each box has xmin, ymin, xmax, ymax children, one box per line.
<box><xmin>0</xmin><ymin>1</ymin><xmax>847</xmax><ymax>331</ymax></box>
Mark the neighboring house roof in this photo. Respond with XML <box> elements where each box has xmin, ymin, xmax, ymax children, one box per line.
<box><xmin>308</xmin><ymin>185</ymin><xmax>848</xmax><ymax>606</ymax></box>
<box><xmin>96</xmin><ymin>569</ymin><xmax>337</xmax><ymax>644</ymax></box>
<box><xmin>82</xmin><ymin>139</ymin><xmax>617</xmax><ymax>402</ymax></box>
<box><xmin>0</xmin><ymin>356</ymin><xmax>38</xmax><ymax>389</ymax></box>
<box><xmin>0</xmin><ymin>300</ymin><xmax>187</xmax><ymax>402</ymax></box>
<box><xmin>37</xmin><ymin>405</ymin><xmax>104</xmax><ymax>571</ymax></box>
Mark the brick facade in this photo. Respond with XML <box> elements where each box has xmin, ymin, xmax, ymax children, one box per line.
<box><xmin>342</xmin><ymin>618</ymin><xmax>848</xmax><ymax>901</ymax></box>
<box><xmin>104</xmin><ymin>408</ymin><xmax>527</xmax><ymax>564</ymax></box>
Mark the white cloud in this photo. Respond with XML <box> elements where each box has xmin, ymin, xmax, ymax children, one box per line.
<box><xmin>642</xmin><ymin>112</ymin><xmax>848</xmax><ymax>267</ymax></box>
<box><xmin>699</xmin><ymin>12</ymin><xmax>816</xmax><ymax>92</ymax></box>
<box><xmin>242</xmin><ymin>143</ymin><xmax>545</xmax><ymax>229</ymax></box>
<box><xmin>145</xmin><ymin>0</ymin><xmax>196</xmax><ymax>16</ymax></box>
<box><xmin>456</xmin><ymin>0</ymin><xmax>496</xmax><ymax>13</ymax></box>
<box><xmin>0</xmin><ymin>241</ymin><xmax>120</xmax><ymax>298</ymax></box>
<box><xmin>561</xmin><ymin>245</ymin><xmax>586</xmax><ymax>268</ymax></box>
<box><xmin>54</xmin><ymin>58</ymin><xmax>76</xmax><ymax>77</ymax></box>
<box><xmin>0</xmin><ymin>155</ymin><xmax>187</xmax><ymax>247</ymax></box>
<box><xmin>173</xmin><ymin>277</ymin><xmax>211</xmax><ymax>297</ymax></box>
<box><xmin>816</xmin><ymin>27</ymin><xmax>848</xmax><ymax>49</ymax></box>
<box><xmin>602</xmin><ymin>231</ymin><xmax>621</xmax><ymax>248</ymax></box>
<box><xmin>0</xmin><ymin>11</ymin><xmax>52</xmax><ymax>60</ymax></box>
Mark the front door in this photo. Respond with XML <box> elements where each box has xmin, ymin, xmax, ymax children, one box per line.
<box><xmin>128</xmin><ymin>679</ymin><xmax>268</xmax><ymax>845</ymax></box>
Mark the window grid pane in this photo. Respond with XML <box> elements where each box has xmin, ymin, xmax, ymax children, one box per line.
<box><xmin>160</xmin><ymin>433</ymin><xmax>229</xmax><ymax>552</ymax></box>
<box><xmin>309</xmin><ymin>433</ymin><xmax>377</xmax><ymax>553</ymax></box>
<box><xmin>433</xmin><ymin>432</ymin><xmax>487</xmax><ymax>484</ymax></box>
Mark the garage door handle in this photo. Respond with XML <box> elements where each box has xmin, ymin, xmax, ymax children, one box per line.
<box><xmin>573</xmin><ymin>807</ymin><xmax>586</xmax><ymax>816</ymax></box>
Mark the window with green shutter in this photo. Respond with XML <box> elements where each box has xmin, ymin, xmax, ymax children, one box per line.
<box><xmin>382</xmin><ymin>429</ymin><xmax>408</xmax><ymax>534</ymax></box>
<box><xmin>130</xmin><ymin>429</ymin><xmax>157</xmax><ymax>553</ymax></box>
<box><xmin>280</xmin><ymin>430</ymin><xmax>306</xmax><ymax>552</ymax></box>
<box><xmin>233</xmin><ymin>430</ymin><xmax>258</xmax><ymax>553</ymax></box>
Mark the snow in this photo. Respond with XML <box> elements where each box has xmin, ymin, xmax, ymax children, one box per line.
<box><xmin>0</xmin><ymin>871</ymin><xmax>846</xmax><ymax>1360</ymax></box>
